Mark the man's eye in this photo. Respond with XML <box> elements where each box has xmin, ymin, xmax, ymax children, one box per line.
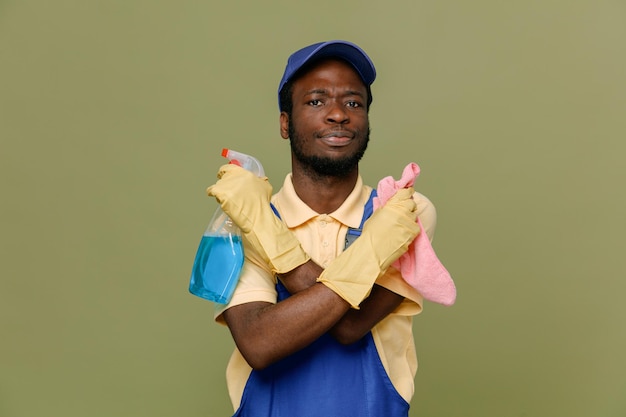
<box><xmin>308</xmin><ymin>99</ymin><xmax>322</xmax><ymax>106</ymax></box>
<box><xmin>347</xmin><ymin>101</ymin><xmax>361</xmax><ymax>108</ymax></box>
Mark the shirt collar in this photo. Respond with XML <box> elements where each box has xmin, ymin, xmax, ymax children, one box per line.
<box><xmin>272</xmin><ymin>173</ymin><xmax>372</xmax><ymax>229</ymax></box>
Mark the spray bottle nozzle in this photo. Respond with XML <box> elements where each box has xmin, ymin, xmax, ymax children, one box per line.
<box><xmin>220</xmin><ymin>148</ymin><xmax>265</xmax><ymax>177</ymax></box>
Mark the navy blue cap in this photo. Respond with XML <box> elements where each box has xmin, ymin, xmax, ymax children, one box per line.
<box><xmin>278</xmin><ymin>40</ymin><xmax>376</xmax><ymax>110</ymax></box>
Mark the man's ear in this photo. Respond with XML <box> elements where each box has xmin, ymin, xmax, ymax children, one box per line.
<box><xmin>279</xmin><ymin>112</ymin><xmax>290</xmax><ymax>139</ymax></box>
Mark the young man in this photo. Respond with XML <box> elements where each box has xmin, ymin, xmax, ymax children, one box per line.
<box><xmin>207</xmin><ymin>40</ymin><xmax>437</xmax><ymax>417</ymax></box>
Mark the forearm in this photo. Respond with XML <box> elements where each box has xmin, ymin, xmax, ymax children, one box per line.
<box><xmin>279</xmin><ymin>262</ymin><xmax>404</xmax><ymax>345</ymax></box>
<box><xmin>278</xmin><ymin>259</ymin><xmax>322</xmax><ymax>293</ymax></box>
<box><xmin>329</xmin><ymin>284</ymin><xmax>403</xmax><ymax>344</ymax></box>
<box><xmin>223</xmin><ymin>280</ymin><xmax>350</xmax><ymax>370</ymax></box>
<box><xmin>227</xmin><ymin>253</ymin><xmax>407</xmax><ymax>369</ymax></box>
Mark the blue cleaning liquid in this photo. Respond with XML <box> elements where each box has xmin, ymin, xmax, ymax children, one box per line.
<box><xmin>189</xmin><ymin>234</ymin><xmax>244</xmax><ymax>304</ymax></box>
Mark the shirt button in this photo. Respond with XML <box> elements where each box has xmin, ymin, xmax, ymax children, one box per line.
<box><xmin>322</xmin><ymin>241</ymin><xmax>329</xmax><ymax>247</ymax></box>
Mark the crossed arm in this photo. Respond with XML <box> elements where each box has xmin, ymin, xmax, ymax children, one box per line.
<box><xmin>209</xmin><ymin>166</ymin><xmax>417</xmax><ymax>370</ymax></box>
<box><xmin>222</xmin><ymin>260</ymin><xmax>403</xmax><ymax>370</ymax></box>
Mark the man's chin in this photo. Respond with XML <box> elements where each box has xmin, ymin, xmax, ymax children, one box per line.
<box><xmin>301</xmin><ymin>155</ymin><xmax>360</xmax><ymax>177</ymax></box>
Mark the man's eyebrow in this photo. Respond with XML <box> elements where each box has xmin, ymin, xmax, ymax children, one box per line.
<box><xmin>304</xmin><ymin>88</ymin><xmax>329</xmax><ymax>95</ymax></box>
<box><xmin>303</xmin><ymin>89</ymin><xmax>365</xmax><ymax>97</ymax></box>
<box><xmin>344</xmin><ymin>89</ymin><xmax>365</xmax><ymax>98</ymax></box>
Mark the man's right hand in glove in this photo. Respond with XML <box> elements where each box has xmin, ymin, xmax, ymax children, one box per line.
<box><xmin>206</xmin><ymin>164</ymin><xmax>310</xmax><ymax>274</ymax></box>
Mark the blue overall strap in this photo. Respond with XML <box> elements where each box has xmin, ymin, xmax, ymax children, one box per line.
<box><xmin>234</xmin><ymin>189</ymin><xmax>409</xmax><ymax>417</ymax></box>
<box><xmin>270</xmin><ymin>203</ymin><xmax>281</xmax><ymax>219</ymax></box>
<box><xmin>345</xmin><ymin>189</ymin><xmax>377</xmax><ymax>250</ymax></box>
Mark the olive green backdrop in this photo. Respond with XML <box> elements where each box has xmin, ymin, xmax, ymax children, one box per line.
<box><xmin>1</xmin><ymin>1</ymin><xmax>625</xmax><ymax>416</ymax></box>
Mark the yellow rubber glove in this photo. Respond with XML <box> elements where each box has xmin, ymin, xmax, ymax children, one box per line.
<box><xmin>317</xmin><ymin>187</ymin><xmax>420</xmax><ymax>308</ymax></box>
<box><xmin>206</xmin><ymin>164</ymin><xmax>310</xmax><ymax>274</ymax></box>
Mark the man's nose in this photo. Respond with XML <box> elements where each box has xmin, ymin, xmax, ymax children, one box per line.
<box><xmin>326</xmin><ymin>101</ymin><xmax>349</xmax><ymax>124</ymax></box>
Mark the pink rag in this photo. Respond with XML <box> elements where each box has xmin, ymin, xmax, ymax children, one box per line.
<box><xmin>373</xmin><ymin>163</ymin><xmax>456</xmax><ymax>306</ymax></box>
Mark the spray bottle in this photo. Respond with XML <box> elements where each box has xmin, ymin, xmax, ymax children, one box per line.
<box><xmin>189</xmin><ymin>148</ymin><xmax>265</xmax><ymax>304</ymax></box>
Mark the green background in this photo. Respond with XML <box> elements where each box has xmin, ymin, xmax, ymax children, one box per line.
<box><xmin>1</xmin><ymin>1</ymin><xmax>625</xmax><ymax>416</ymax></box>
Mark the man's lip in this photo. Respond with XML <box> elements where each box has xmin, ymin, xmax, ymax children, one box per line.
<box><xmin>318</xmin><ymin>131</ymin><xmax>354</xmax><ymax>139</ymax></box>
<box><xmin>319</xmin><ymin>135</ymin><xmax>353</xmax><ymax>146</ymax></box>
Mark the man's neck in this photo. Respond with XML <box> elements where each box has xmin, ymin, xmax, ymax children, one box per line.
<box><xmin>290</xmin><ymin>167</ymin><xmax>359</xmax><ymax>214</ymax></box>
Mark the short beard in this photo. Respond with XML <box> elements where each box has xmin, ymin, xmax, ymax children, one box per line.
<box><xmin>288</xmin><ymin>118</ymin><xmax>370</xmax><ymax>178</ymax></box>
